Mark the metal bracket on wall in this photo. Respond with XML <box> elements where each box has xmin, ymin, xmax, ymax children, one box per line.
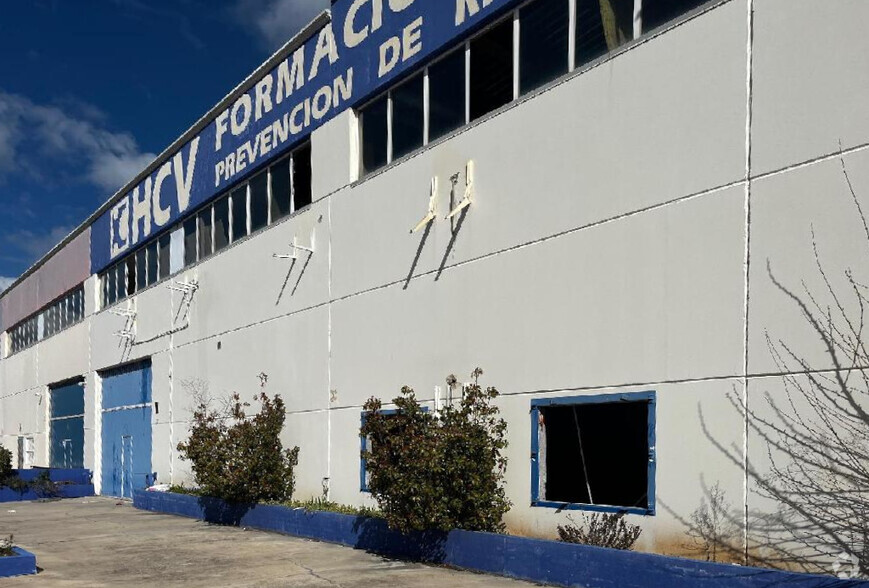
<box><xmin>446</xmin><ymin>160</ymin><xmax>474</xmax><ymax>220</ymax></box>
<box><xmin>111</xmin><ymin>302</ymin><xmax>137</xmax><ymax>344</ymax></box>
<box><xmin>113</xmin><ymin>329</ymin><xmax>135</xmax><ymax>342</ymax></box>
<box><xmin>167</xmin><ymin>279</ymin><xmax>199</xmax><ymax>326</ymax></box>
<box><xmin>411</xmin><ymin>177</ymin><xmax>439</xmax><ymax>233</ymax></box>
<box><xmin>273</xmin><ymin>234</ymin><xmax>315</xmax><ymax>261</ymax></box>
<box><xmin>167</xmin><ymin>279</ymin><xmax>199</xmax><ymax>296</ymax></box>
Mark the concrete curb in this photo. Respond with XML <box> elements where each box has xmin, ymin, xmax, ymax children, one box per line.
<box><xmin>133</xmin><ymin>491</ymin><xmax>867</xmax><ymax>587</ymax></box>
<box><xmin>0</xmin><ymin>547</ymin><xmax>37</xmax><ymax>578</ymax></box>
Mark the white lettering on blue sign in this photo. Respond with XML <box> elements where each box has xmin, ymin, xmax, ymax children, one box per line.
<box><xmin>92</xmin><ymin>0</ymin><xmax>511</xmax><ymax>273</ymax></box>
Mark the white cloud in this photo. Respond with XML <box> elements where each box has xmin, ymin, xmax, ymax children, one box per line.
<box><xmin>232</xmin><ymin>0</ymin><xmax>327</xmax><ymax>51</ymax></box>
<box><xmin>0</xmin><ymin>90</ymin><xmax>156</xmax><ymax>193</ymax></box>
<box><xmin>0</xmin><ymin>276</ymin><xmax>15</xmax><ymax>293</ymax></box>
<box><xmin>89</xmin><ymin>152</ymin><xmax>159</xmax><ymax>193</ymax></box>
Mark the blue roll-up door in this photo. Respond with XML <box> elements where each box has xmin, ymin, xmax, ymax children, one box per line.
<box><xmin>49</xmin><ymin>379</ymin><xmax>85</xmax><ymax>469</ymax></box>
<box><xmin>100</xmin><ymin>360</ymin><xmax>152</xmax><ymax>498</ymax></box>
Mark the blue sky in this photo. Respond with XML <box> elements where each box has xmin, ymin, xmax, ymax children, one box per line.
<box><xmin>0</xmin><ymin>0</ymin><xmax>327</xmax><ymax>291</ymax></box>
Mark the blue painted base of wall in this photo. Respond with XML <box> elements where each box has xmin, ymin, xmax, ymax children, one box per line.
<box><xmin>13</xmin><ymin>468</ymin><xmax>92</xmax><ymax>485</ymax></box>
<box><xmin>0</xmin><ymin>547</ymin><xmax>37</xmax><ymax>578</ymax></box>
<box><xmin>0</xmin><ymin>469</ymin><xmax>94</xmax><ymax>502</ymax></box>
<box><xmin>133</xmin><ymin>491</ymin><xmax>867</xmax><ymax>588</ymax></box>
<box><xmin>0</xmin><ymin>484</ymin><xmax>95</xmax><ymax>503</ymax></box>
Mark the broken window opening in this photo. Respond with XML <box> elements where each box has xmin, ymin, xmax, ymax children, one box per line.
<box><xmin>533</xmin><ymin>393</ymin><xmax>654</xmax><ymax>513</ymax></box>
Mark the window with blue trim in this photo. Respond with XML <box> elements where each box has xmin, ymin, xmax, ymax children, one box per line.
<box><xmin>359</xmin><ymin>406</ymin><xmax>429</xmax><ymax>492</ymax></box>
<box><xmin>531</xmin><ymin>392</ymin><xmax>656</xmax><ymax>515</ymax></box>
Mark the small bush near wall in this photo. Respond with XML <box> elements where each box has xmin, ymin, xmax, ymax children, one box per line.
<box><xmin>557</xmin><ymin>513</ymin><xmax>642</xmax><ymax>550</ymax></box>
<box><xmin>0</xmin><ymin>449</ymin><xmax>12</xmax><ymax>481</ymax></box>
<box><xmin>361</xmin><ymin>368</ymin><xmax>510</xmax><ymax>534</ymax></box>
<box><xmin>177</xmin><ymin>391</ymin><xmax>300</xmax><ymax>504</ymax></box>
<box><xmin>0</xmin><ymin>536</ymin><xmax>13</xmax><ymax>557</ymax></box>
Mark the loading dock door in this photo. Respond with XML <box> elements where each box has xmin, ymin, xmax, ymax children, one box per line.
<box><xmin>49</xmin><ymin>379</ymin><xmax>85</xmax><ymax>469</ymax></box>
<box><xmin>101</xmin><ymin>360</ymin><xmax>152</xmax><ymax>498</ymax></box>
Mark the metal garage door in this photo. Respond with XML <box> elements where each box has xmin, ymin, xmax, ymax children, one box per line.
<box><xmin>100</xmin><ymin>360</ymin><xmax>152</xmax><ymax>498</ymax></box>
<box><xmin>49</xmin><ymin>379</ymin><xmax>85</xmax><ymax>469</ymax></box>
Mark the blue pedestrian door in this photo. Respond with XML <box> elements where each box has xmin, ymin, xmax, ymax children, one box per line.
<box><xmin>49</xmin><ymin>379</ymin><xmax>85</xmax><ymax>469</ymax></box>
<box><xmin>100</xmin><ymin>360</ymin><xmax>152</xmax><ymax>498</ymax></box>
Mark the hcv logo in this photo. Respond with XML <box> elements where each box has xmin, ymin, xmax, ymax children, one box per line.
<box><xmin>110</xmin><ymin>198</ymin><xmax>131</xmax><ymax>259</ymax></box>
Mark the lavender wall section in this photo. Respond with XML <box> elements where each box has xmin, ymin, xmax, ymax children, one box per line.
<box><xmin>0</xmin><ymin>228</ymin><xmax>90</xmax><ymax>332</ymax></box>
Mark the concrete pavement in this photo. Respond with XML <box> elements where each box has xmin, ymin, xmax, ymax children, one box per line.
<box><xmin>0</xmin><ymin>497</ymin><xmax>536</xmax><ymax>587</ymax></box>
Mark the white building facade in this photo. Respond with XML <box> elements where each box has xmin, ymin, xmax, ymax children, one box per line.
<box><xmin>1</xmin><ymin>0</ymin><xmax>868</xmax><ymax>564</ymax></box>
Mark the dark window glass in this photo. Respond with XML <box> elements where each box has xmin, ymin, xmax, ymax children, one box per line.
<box><xmin>428</xmin><ymin>49</ymin><xmax>466</xmax><ymax>142</ymax></box>
<box><xmin>158</xmin><ymin>234</ymin><xmax>171</xmax><ymax>280</ymax></box>
<box><xmin>184</xmin><ymin>217</ymin><xmax>198</xmax><ymax>267</ymax></box>
<box><xmin>270</xmin><ymin>159</ymin><xmax>291</xmax><ymax>221</ymax></box>
<box><xmin>391</xmin><ymin>74</ymin><xmax>424</xmax><ymax>160</ymax></box>
<box><xmin>117</xmin><ymin>263</ymin><xmax>127</xmax><ymax>301</ymax></box>
<box><xmin>146</xmin><ymin>241</ymin><xmax>158</xmax><ymax>286</ymax></box>
<box><xmin>73</xmin><ymin>289</ymin><xmax>83</xmax><ymax>321</ymax></box>
<box><xmin>470</xmin><ymin>18</ymin><xmax>514</xmax><ymax>121</ymax></box>
<box><xmin>520</xmin><ymin>0</ymin><xmax>569</xmax><ymax>94</ymax></box>
<box><xmin>360</xmin><ymin>94</ymin><xmax>388</xmax><ymax>176</ymax></box>
<box><xmin>105</xmin><ymin>269</ymin><xmax>116</xmax><ymax>307</ymax></box>
<box><xmin>214</xmin><ymin>196</ymin><xmax>230</xmax><ymax>252</ymax></box>
<box><xmin>642</xmin><ymin>0</ymin><xmax>707</xmax><ymax>34</ymax></box>
<box><xmin>135</xmin><ymin>248</ymin><xmax>146</xmax><ymax>292</ymax></box>
<box><xmin>250</xmin><ymin>171</ymin><xmax>269</xmax><ymax>232</ymax></box>
<box><xmin>54</xmin><ymin>302</ymin><xmax>63</xmax><ymax>331</ymax></box>
<box><xmin>541</xmin><ymin>401</ymin><xmax>650</xmax><ymax>508</ymax></box>
<box><xmin>198</xmin><ymin>208</ymin><xmax>213</xmax><ymax>259</ymax></box>
<box><xmin>293</xmin><ymin>144</ymin><xmax>312</xmax><ymax>211</ymax></box>
<box><xmin>576</xmin><ymin>0</ymin><xmax>633</xmax><ymax>66</ymax></box>
<box><xmin>231</xmin><ymin>187</ymin><xmax>248</xmax><ymax>242</ymax></box>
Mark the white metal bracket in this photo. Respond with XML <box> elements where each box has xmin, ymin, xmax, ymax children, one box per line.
<box><xmin>411</xmin><ymin>177</ymin><xmax>439</xmax><ymax>233</ymax></box>
<box><xmin>167</xmin><ymin>279</ymin><xmax>199</xmax><ymax>295</ymax></box>
<box><xmin>446</xmin><ymin>160</ymin><xmax>474</xmax><ymax>220</ymax></box>
<box><xmin>273</xmin><ymin>235</ymin><xmax>315</xmax><ymax>261</ymax></box>
<box><xmin>163</xmin><ymin>279</ymin><xmax>199</xmax><ymax>328</ymax></box>
<box><xmin>111</xmin><ymin>302</ymin><xmax>137</xmax><ymax>344</ymax></box>
<box><xmin>114</xmin><ymin>330</ymin><xmax>135</xmax><ymax>342</ymax></box>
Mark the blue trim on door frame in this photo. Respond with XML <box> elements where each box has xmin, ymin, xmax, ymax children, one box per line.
<box><xmin>529</xmin><ymin>391</ymin><xmax>656</xmax><ymax>516</ymax></box>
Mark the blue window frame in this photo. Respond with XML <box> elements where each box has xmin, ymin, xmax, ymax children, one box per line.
<box><xmin>530</xmin><ymin>391</ymin><xmax>656</xmax><ymax>515</ymax></box>
<box><xmin>360</xmin><ymin>406</ymin><xmax>429</xmax><ymax>492</ymax></box>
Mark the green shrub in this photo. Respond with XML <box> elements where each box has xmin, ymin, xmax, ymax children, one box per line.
<box><xmin>287</xmin><ymin>497</ymin><xmax>382</xmax><ymax>518</ymax></box>
<box><xmin>361</xmin><ymin>368</ymin><xmax>510</xmax><ymax>534</ymax></box>
<box><xmin>557</xmin><ymin>512</ymin><xmax>642</xmax><ymax>550</ymax></box>
<box><xmin>30</xmin><ymin>471</ymin><xmax>59</xmax><ymax>498</ymax></box>
<box><xmin>167</xmin><ymin>484</ymin><xmax>200</xmax><ymax>496</ymax></box>
<box><xmin>177</xmin><ymin>391</ymin><xmax>300</xmax><ymax>504</ymax></box>
<box><xmin>0</xmin><ymin>447</ymin><xmax>12</xmax><ymax>481</ymax></box>
<box><xmin>0</xmin><ymin>535</ymin><xmax>13</xmax><ymax>557</ymax></box>
<box><xmin>3</xmin><ymin>476</ymin><xmax>28</xmax><ymax>494</ymax></box>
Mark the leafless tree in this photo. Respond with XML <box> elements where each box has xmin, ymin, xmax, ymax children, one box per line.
<box><xmin>693</xmin><ymin>156</ymin><xmax>869</xmax><ymax>579</ymax></box>
<box><xmin>684</xmin><ymin>482</ymin><xmax>740</xmax><ymax>563</ymax></box>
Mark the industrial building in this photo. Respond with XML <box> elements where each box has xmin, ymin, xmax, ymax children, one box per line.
<box><xmin>1</xmin><ymin>0</ymin><xmax>867</xmax><ymax>562</ymax></box>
